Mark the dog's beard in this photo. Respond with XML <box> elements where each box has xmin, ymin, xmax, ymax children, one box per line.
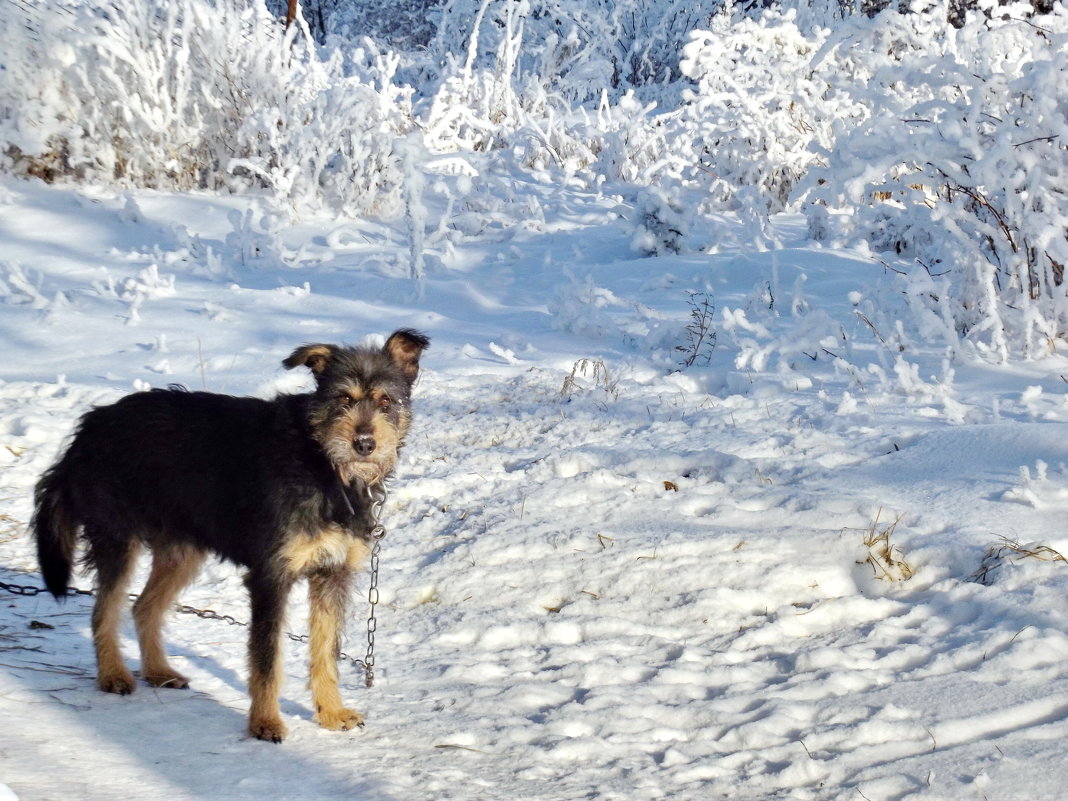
<box><xmin>321</xmin><ymin>436</ymin><xmax>386</xmax><ymax>486</ymax></box>
<box><xmin>343</xmin><ymin>461</ymin><xmax>383</xmax><ymax>485</ymax></box>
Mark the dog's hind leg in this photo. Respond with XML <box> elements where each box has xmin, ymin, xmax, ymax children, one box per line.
<box><xmin>245</xmin><ymin>571</ymin><xmax>293</xmax><ymax>743</ymax></box>
<box><xmin>133</xmin><ymin>544</ymin><xmax>206</xmax><ymax>689</ymax></box>
<box><xmin>89</xmin><ymin>536</ymin><xmax>141</xmax><ymax>695</ymax></box>
<box><xmin>308</xmin><ymin>569</ymin><xmax>364</xmax><ymax>731</ymax></box>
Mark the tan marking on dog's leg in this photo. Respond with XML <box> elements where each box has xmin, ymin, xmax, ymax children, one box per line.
<box><xmin>92</xmin><ymin>540</ymin><xmax>141</xmax><ymax>695</ymax></box>
<box><xmin>308</xmin><ymin>566</ymin><xmax>364</xmax><ymax>731</ymax></box>
<box><xmin>133</xmin><ymin>544</ymin><xmax>205</xmax><ymax>688</ymax></box>
<box><xmin>346</xmin><ymin>539</ymin><xmax>370</xmax><ymax>573</ymax></box>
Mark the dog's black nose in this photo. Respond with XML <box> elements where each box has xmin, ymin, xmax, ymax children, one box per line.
<box><xmin>354</xmin><ymin>435</ymin><xmax>376</xmax><ymax>456</ymax></box>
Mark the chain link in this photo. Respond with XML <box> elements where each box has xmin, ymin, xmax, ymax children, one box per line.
<box><xmin>0</xmin><ymin>483</ymin><xmax>389</xmax><ymax>687</ymax></box>
<box><xmin>0</xmin><ymin>580</ymin><xmax>45</xmax><ymax>596</ymax></box>
<box><xmin>0</xmin><ymin>580</ymin><xmax>93</xmax><ymax>598</ymax></box>
<box><xmin>362</xmin><ymin>482</ymin><xmax>387</xmax><ymax>688</ymax></box>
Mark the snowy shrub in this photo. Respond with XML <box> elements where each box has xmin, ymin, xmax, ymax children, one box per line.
<box><xmin>800</xmin><ymin>6</ymin><xmax>1068</xmax><ymax>360</ymax></box>
<box><xmin>2</xmin><ymin>0</ymin><xmax>278</xmax><ymax>186</ymax></box>
<box><xmin>421</xmin><ymin>0</ymin><xmax>535</xmax><ymax>155</ymax></box>
<box><xmin>263</xmin><ymin>0</ymin><xmax>441</xmax><ymax>48</ymax></box>
<box><xmin>0</xmin><ymin>0</ymin><xmax>413</xmax><ymax>217</ymax></box>
<box><xmin>424</xmin><ymin>0</ymin><xmax>725</xmax><ymax>102</ymax></box>
<box><xmin>630</xmin><ymin>186</ymin><xmax>690</xmax><ymax>255</ymax></box>
<box><xmin>414</xmin><ymin>0</ymin><xmax>733</xmax><ymax>193</ymax></box>
<box><xmin>585</xmin><ymin>91</ymin><xmax>675</xmax><ymax>184</ymax></box>
<box><xmin>421</xmin><ymin>22</ymin><xmax>674</xmax><ymax>191</ymax></box>
<box><xmin>675</xmin><ymin>11</ymin><xmax>860</xmax><ymax>213</ymax></box>
<box><xmin>227</xmin><ymin>41</ymin><xmax>415</xmax><ymax>218</ymax></box>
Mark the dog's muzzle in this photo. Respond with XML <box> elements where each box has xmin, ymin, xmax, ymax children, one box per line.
<box><xmin>354</xmin><ymin>435</ymin><xmax>376</xmax><ymax>456</ymax></box>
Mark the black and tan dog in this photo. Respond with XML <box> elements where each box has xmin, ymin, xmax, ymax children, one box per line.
<box><xmin>32</xmin><ymin>329</ymin><xmax>429</xmax><ymax>742</ymax></box>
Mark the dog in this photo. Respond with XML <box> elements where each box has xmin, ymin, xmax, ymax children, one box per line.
<box><xmin>31</xmin><ymin>329</ymin><xmax>429</xmax><ymax>742</ymax></box>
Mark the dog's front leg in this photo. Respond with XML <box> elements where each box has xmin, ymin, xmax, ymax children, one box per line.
<box><xmin>245</xmin><ymin>571</ymin><xmax>293</xmax><ymax>743</ymax></box>
<box><xmin>308</xmin><ymin>568</ymin><xmax>364</xmax><ymax>730</ymax></box>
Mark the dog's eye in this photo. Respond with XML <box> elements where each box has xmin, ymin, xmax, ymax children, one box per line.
<box><xmin>378</xmin><ymin>395</ymin><xmax>392</xmax><ymax>410</ymax></box>
<box><xmin>336</xmin><ymin>394</ymin><xmax>353</xmax><ymax>406</ymax></box>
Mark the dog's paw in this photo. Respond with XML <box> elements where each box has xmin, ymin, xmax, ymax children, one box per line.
<box><xmin>315</xmin><ymin>706</ymin><xmax>365</xmax><ymax>731</ymax></box>
<box><xmin>143</xmin><ymin>668</ymin><xmax>190</xmax><ymax>689</ymax></box>
<box><xmin>98</xmin><ymin>671</ymin><xmax>137</xmax><ymax>695</ymax></box>
<box><xmin>248</xmin><ymin>716</ymin><xmax>288</xmax><ymax>743</ymax></box>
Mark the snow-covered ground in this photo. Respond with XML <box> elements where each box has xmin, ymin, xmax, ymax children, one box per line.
<box><xmin>2</xmin><ymin>173</ymin><xmax>1068</xmax><ymax>801</ymax></box>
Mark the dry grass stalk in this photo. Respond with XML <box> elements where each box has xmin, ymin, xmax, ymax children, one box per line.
<box><xmin>560</xmin><ymin>358</ymin><xmax>619</xmax><ymax>400</ymax></box>
<box><xmin>864</xmin><ymin>510</ymin><xmax>913</xmax><ymax>582</ymax></box>
<box><xmin>971</xmin><ymin>537</ymin><xmax>1068</xmax><ymax>586</ymax></box>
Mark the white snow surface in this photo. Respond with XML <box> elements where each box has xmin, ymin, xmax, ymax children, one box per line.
<box><xmin>2</xmin><ymin>175</ymin><xmax>1068</xmax><ymax>800</ymax></box>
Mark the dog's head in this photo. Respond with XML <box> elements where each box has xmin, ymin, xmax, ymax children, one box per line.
<box><xmin>284</xmin><ymin>329</ymin><xmax>430</xmax><ymax>485</ymax></box>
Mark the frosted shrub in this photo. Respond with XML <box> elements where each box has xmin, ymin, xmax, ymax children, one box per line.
<box><xmin>585</xmin><ymin>92</ymin><xmax>673</xmax><ymax>185</ymax></box>
<box><xmin>2</xmin><ymin>0</ymin><xmax>236</xmax><ymax>186</ymax></box>
<box><xmin>1</xmin><ymin>0</ymin><xmax>412</xmax><ymax>217</ymax></box>
<box><xmin>229</xmin><ymin>42</ymin><xmax>414</xmax><ymax>218</ymax></box>
<box><xmin>319</xmin><ymin>0</ymin><xmax>440</xmax><ymax>50</ymax></box>
<box><xmin>676</xmin><ymin>12</ymin><xmax>859</xmax><ymax>213</ymax></box>
<box><xmin>425</xmin><ymin>0</ymin><xmax>724</xmax><ymax>103</ymax></box>
<box><xmin>801</xmin><ymin>6</ymin><xmax>1068</xmax><ymax>360</ymax></box>
<box><xmin>422</xmin><ymin>9</ymin><xmax>674</xmax><ymax>190</ymax></box>
<box><xmin>630</xmin><ymin>186</ymin><xmax>689</xmax><ymax>255</ymax></box>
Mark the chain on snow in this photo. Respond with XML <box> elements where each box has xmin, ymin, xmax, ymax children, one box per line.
<box><xmin>0</xmin><ymin>580</ymin><xmax>94</xmax><ymax>598</ymax></box>
<box><xmin>1</xmin><ymin>484</ymin><xmax>389</xmax><ymax>688</ymax></box>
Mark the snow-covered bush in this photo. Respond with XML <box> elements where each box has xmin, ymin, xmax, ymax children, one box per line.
<box><xmin>630</xmin><ymin>186</ymin><xmax>690</xmax><ymax>255</ymax></box>
<box><xmin>420</xmin><ymin>19</ymin><xmax>674</xmax><ymax>190</ymax></box>
<box><xmin>673</xmin><ymin>9</ymin><xmax>872</xmax><ymax>214</ymax></box>
<box><xmin>800</xmin><ymin>5</ymin><xmax>1068</xmax><ymax>360</ymax></box>
<box><xmin>228</xmin><ymin>40</ymin><xmax>415</xmax><ymax>218</ymax></box>
<box><xmin>263</xmin><ymin>0</ymin><xmax>441</xmax><ymax>49</ymax></box>
<box><xmin>0</xmin><ymin>0</ymin><xmax>413</xmax><ymax>216</ymax></box>
<box><xmin>424</xmin><ymin>0</ymin><xmax>725</xmax><ymax>102</ymax></box>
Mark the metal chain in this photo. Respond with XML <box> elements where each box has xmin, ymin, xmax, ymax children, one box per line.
<box><xmin>0</xmin><ymin>580</ymin><xmax>93</xmax><ymax>598</ymax></box>
<box><xmin>362</xmin><ymin>483</ymin><xmax>387</xmax><ymax>688</ymax></box>
<box><xmin>0</xmin><ymin>484</ymin><xmax>389</xmax><ymax>687</ymax></box>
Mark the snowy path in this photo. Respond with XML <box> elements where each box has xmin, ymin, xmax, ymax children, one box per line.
<box><xmin>2</xmin><ymin>179</ymin><xmax>1068</xmax><ymax>800</ymax></box>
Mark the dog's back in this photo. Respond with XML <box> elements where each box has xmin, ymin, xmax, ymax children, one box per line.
<box><xmin>33</xmin><ymin>388</ymin><xmax>342</xmax><ymax>577</ymax></box>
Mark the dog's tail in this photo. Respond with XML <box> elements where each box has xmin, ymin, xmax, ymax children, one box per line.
<box><xmin>32</xmin><ymin>464</ymin><xmax>79</xmax><ymax>600</ymax></box>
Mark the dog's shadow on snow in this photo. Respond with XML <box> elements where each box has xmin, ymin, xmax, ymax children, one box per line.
<box><xmin>1</xmin><ymin>580</ymin><xmax>391</xmax><ymax>800</ymax></box>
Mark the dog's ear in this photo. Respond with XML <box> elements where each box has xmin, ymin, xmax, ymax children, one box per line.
<box><xmin>283</xmin><ymin>344</ymin><xmax>335</xmax><ymax>375</ymax></box>
<box><xmin>383</xmin><ymin>329</ymin><xmax>430</xmax><ymax>382</ymax></box>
